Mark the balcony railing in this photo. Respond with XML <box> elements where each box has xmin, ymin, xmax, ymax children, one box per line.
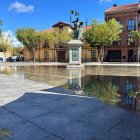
<box><xmin>127</xmin><ymin>41</ymin><xmax>135</xmax><ymax>46</ymax></box>
<box><xmin>112</xmin><ymin>41</ymin><xmax>121</xmax><ymax>46</ymax></box>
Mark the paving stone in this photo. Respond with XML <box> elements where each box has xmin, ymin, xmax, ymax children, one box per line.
<box><xmin>77</xmin><ymin>98</ymin><xmax>105</xmax><ymax>111</ymax></box>
<box><xmin>4</xmin><ymin>100</ymin><xmax>34</xmax><ymax>111</ymax></box>
<box><xmin>0</xmin><ymin>113</ymin><xmax>24</xmax><ymax>128</ymax></box>
<box><xmin>109</xmin><ymin>114</ymin><xmax>140</xmax><ymax>140</ymax></box>
<box><xmin>60</xmin><ymin>95</ymin><xmax>88</xmax><ymax>105</ymax></box>
<box><xmin>0</xmin><ymin>107</ymin><xmax>9</xmax><ymax>115</ymax></box>
<box><xmin>32</xmin><ymin>112</ymin><xmax>73</xmax><ymax>133</ymax></box>
<box><xmin>14</xmin><ymin>106</ymin><xmax>51</xmax><ymax>119</ymax></box>
<box><xmin>3</xmin><ymin>121</ymin><xmax>50</xmax><ymax>140</ymax></box>
<box><xmin>54</xmin><ymin>120</ymin><xmax>107</xmax><ymax>140</ymax></box>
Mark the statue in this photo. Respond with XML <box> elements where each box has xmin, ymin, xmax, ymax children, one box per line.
<box><xmin>70</xmin><ymin>10</ymin><xmax>84</xmax><ymax>40</ymax></box>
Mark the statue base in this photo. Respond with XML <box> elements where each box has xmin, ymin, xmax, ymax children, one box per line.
<box><xmin>67</xmin><ymin>40</ymin><xmax>83</xmax><ymax>67</ymax></box>
<box><xmin>67</xmin><ymin>64</ymin><xmax>85</xmax><ymax>69</ymax></box>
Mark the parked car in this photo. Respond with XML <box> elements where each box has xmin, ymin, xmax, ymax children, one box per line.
<box><xmin>6</xmin><ymin>57</ymin><xmax>13</xmax><ymax>62</ymax></box>
<box><xmin>12</xmin><ymin>56</ymin><xmax>17</xmax><ymax>62</ymax></box>
<box><xmin>0</xmin><ymin>57</ymin><xmax>3</xmax><ymax>62</ymax></box>
<box><xmin>16</xmin><ymin>55</ymin><xmax>24</xmax><ymax>62</ymax></box>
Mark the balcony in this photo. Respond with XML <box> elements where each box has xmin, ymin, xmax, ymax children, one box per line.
<box><xmin>127</xmin><ymin>41</ymin><xmax>135</xmax><ymax>47</ymax></box>
<box><xmin>112</xmin><ymin>41</ymin><xmax>121</xmax><ymax>46</ymax></box>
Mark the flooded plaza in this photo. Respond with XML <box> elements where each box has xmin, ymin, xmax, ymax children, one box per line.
<box><xmin>0</xmin><ymin>65</ymin><xmax>140</xmax><ymax>113</ymax></box>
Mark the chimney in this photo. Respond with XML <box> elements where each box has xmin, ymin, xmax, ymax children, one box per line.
<box><xmin>113</xmin><ymin>4</ymin><xmax>117</xmax><ymax>7</ymax></box>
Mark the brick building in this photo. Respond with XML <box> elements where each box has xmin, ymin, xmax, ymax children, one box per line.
<box><xmin>105</xmin><ymin>3</ymin><xmax>140</xmax><ymax>62</ymax></box>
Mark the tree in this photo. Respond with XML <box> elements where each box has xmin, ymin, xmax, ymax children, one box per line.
<box><xmin>84</xmin><ymin>19</ymin><xmax>122</xmax><ymax>62</ymax></box>
<box><xmin>54</xmin><ymin>30</ymin><xmax>72</xmax><ymax>47</ymax></box>
<box><xmin>12</xmin><ymin>46</ymin><xmax>23</xmax><ymax>56</ymax></box>
<box><xmin>130</xmin><ymin>30</ymin><xmax>140</xmax><ymax>62</ymax></box>
<box><xmin>35</xmin><ymin>31</ymin><xmax>54</xmax><ymax>49</ymax></box>
<box><xmin>0</xmin><ymin>38</ymin><xmax>11</xmax><ymax>62</ymax></box>
<box><xmin>16</xmin><ymin>28</ymin><xmax>36</xmax><ymax>62</ymax></box>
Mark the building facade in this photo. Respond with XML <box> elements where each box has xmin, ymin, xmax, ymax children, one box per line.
<box><xmin>23</xmin><ymin>22</ymin><xmax>96</xmax><ymax>62</ymax></box>
<box><xmin>105</xmin><ymin>3</ymin><xmax>140</xmax><ymax>62</ymax></box>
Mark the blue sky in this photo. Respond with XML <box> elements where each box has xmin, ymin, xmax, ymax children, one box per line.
<box><xmin>0</xmin><ymin>0</ymin><xmax>139</xmax><ymax>33</ymax></box>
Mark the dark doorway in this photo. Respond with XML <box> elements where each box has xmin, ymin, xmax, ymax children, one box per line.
<box><xmin>107</xmin><ymin>50</ymin><xmax>121</xmax><ymax>62</ymax></box>
<box><xmin>128</xmin><ymin>50</ymin><xmax>134</xmax><ymax>62</ymax></box>
<box><xmin>57</xmin><ymin>51</ymin><xmax>66</xmax><ymax>62</ymax></box>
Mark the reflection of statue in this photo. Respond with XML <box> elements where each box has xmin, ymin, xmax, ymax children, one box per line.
<box><xmin>70</xmin><ymin>10</ymin><xmax>84</xmax><ymax>40</ymax></box>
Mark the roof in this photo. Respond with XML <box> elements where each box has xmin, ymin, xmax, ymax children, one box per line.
<box><xmin>105</xmin><ymin>3</ymin><xmax>139</xmax><ymax>14</ymax></box>
<box><xmin>43</xmin><ymin>28</ymin><xmax>54</xmax><ymax>33</ymax></box>
<box><xmin>82</xmin><ymin>25</ymin><xmax>92</xmax><ymax>33</ymax></box>
<box><xmin>42</xmin><ymin>22</ymin><xmax>92</xmax><ymax>33</ymax></box>
<box><xmin>52</xmin><ymin>21</ymin><xmax>73</xmax><ymax>30</ymax></box>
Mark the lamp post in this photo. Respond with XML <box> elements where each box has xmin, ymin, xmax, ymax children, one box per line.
<box><xmin>37</xmin><ymin>36</ymin><xmax>41</xmax><ymax>63</ymax></box>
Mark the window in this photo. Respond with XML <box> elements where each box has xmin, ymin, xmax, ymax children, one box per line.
<box><xmin>117</xmin><ymin>19</ymin><xmax>121</xmax><ymax>25</ymax></box>
<box><xmin>91</xmin><ymin>51</ymin><xmax>96</xmax><ymax>58</ymax></box>
<box><xmin>127</xmin><ymin>19</ymin><xmax>135</xmax><ymax>31</ymax></box>
<box><xmin>127</xmin><ymin>33</ymin><xmax>135</xmax><ymax>46</ymax></box>
<box><xmin>44</xmin><ymin>51</ymin><xmax>49</xmax><ymax>61</ymax></box>
<box><xmin>43</xmin><ymin>39</ymin><xmax>49</xmax><ymax>48</ymax></box>
<box><xmin>112</xmin><ymin>41</ymin><xmax>121</xmax><ymax>46</ymax></box>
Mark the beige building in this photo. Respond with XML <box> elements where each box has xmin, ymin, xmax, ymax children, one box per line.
<box><xmin>23</xmin><ymin>21</ymin><xmax>96</xmax><ymax>62</ymax></box>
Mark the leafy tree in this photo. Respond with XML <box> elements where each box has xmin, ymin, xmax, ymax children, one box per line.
<box><xmin>12</xmin><ymin>46</ymin><xmax>23</xmax><ymax>56</ymax></box>
<box><xmin>54</xmin><ymin>30</ymin><xmax>71</xmax><ymax>47</ymax></box>
<box><xmin>85</xmin><ymin>19</ymin><xmax>122</xmax><ymax>62</ymax></box>
<box><xmin>35</xmin><ymin>31</ymin><xmax>54</xmax><ymax>48</ymax></box>
<box><xmin>130</xmin><ymin>30</ymin><xmax>140</xmax><ymax>62</ymax></box>
<box><xmin>0</xmin><ymin>38</ymin><xmax>11</xmax><ymax>62</ymax></box>
<box><xmin>16</xmin><ymin>28</ymin><xmax>36</xmax><ymax>62</ymax></box>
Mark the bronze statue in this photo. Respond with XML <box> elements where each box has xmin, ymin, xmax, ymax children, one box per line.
<box><xmin>70</xmin><ymin>10</ymin><xmax>84</xmax><ymax>40</ymax></box>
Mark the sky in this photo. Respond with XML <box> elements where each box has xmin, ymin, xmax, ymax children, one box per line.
<box><xmin>0</xmin><ymin>0</ymin><xmax>139</xmax><ymax>46</ymax></box>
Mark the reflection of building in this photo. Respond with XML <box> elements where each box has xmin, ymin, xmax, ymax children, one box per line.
<box><xmin>105</xmin><ymin>3</ymin><xmax>140</xmax><ymax>62</ymax></box>
<box><xmin>23</xmin><ymin>21</ymin><xmax>96</xmax><ymax>63</ymax></box>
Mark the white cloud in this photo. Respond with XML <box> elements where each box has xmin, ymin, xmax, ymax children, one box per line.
<box><xmin>99</xmin><ymin>0</ymin><xmax>113</xmax><ymax>3</ymax></box>
<box><xmin>8</xmin><ymin>1</ymin><xmax>34</xmax><ymax>13</ymax></box>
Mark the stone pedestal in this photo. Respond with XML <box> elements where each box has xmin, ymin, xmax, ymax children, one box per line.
<box><xmin>67</xmin><ymin>40</ymin><xmax>84</xmax><ymax>68</ymax></box>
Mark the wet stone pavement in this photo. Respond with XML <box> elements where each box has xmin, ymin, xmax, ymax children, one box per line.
<box><xmin>0</xmin><ymin>74</ymin><xmax>140</xmax><ymax>140</ymax></box>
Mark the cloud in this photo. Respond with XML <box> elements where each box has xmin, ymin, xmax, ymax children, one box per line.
<box><xmin>8</xmin><ymin>1</ymin><xmax>34</xmax><ymax>13</ymax></box>
<box><xmin>99</xmin><ymin>0</ymin><xmax>113</xmax><ymax>3</ymax></box>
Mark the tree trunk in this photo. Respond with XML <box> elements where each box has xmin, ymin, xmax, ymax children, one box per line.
<box><xmin>30</xmin><ymin>49</ymin><xmax>32</xmax><ymax>62</ymax></box>
<box><xmin>101</xmin><ymin>46</ymin><xmax>104</xmax><ymax>63</ymax></box>
<box><xmin>97</xmin><ymin>47</ymin><xmax>101</xmax><ymax>62</ymax></box>
<box><xmin>4</xmin><ymin>52</ymin><xmax>6</xmax><ymax>63</ymax></box>
<box><xmin>32</xmin><ymin>48</ymin><xmax>36</xmax><ymax>63</ymax></box>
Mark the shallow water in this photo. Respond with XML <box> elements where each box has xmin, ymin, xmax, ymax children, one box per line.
<box><xmin>0</xmin><ymin>65</ymin><xmax>140</xmax><ymax>112</ymax></box>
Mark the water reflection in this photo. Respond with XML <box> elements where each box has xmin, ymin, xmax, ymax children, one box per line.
<box><xmin>62</xmin><ymin>73</ymin><xmax>140</xmax><ymax>112</ymax></box>
<box><xmin>0</xmin><ymin>65</ymin><xmax>140</xmax><ymax>112</ymax></box>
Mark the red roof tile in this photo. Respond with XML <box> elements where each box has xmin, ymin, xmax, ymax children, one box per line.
<box><xmin>105</xmin><ymin>3</ymin><xmax>139</xmax><ymax>13</ymax></box>
<box><xmin>43</xmin><ymin>28</ymin><xmax>54</xmax><ymax>33</ymax></box>
<box><xmin>42</xmin><ymin>23</ymin><xmax>92</xmax><ymax>33</ymax></box>
<box><xmin>82</xmin><ymin>25</ymin><xmax>92</xmax><ymax>33</ymax></box>
<box><xmin>52</xmin><ymin>21</ymin><xmax>73</xmax><ymax>30</ymax></box>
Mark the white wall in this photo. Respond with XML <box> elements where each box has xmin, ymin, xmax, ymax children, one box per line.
<box><xmin>0</xmin><ymin>52</ymin><xmax>5</xmax><ymax>62</ymax></box>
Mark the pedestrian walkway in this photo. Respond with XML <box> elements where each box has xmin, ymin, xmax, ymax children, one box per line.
<box><xmin>0</xmin><ymin>74</ymin><xmax>140</xmax><ymax>140</ymax></box>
